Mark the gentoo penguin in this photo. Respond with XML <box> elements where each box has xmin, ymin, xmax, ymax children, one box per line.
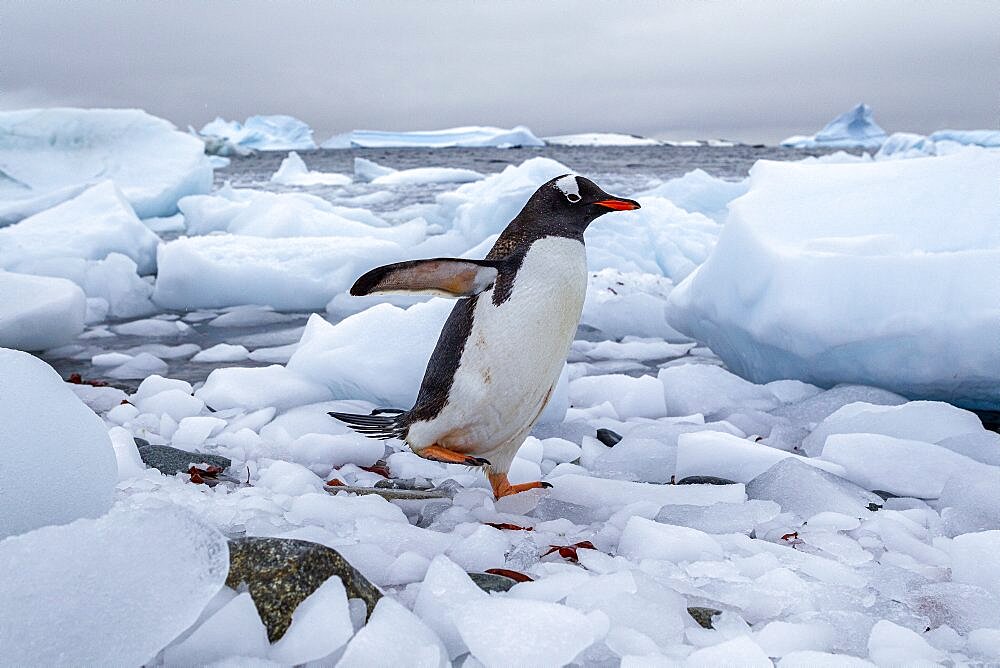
<box><xmin>330</xmin><ymin>174</ymin><xmax>639</xmax><ymax>498</ymax></box>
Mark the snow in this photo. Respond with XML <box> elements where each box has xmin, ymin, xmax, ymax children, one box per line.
<box><xmin>0</xmin><ymin>180</ymin><xmax>160</xmax><ymax>275</ymax></box>
<box><xmin>322</xmin><ymin>125</ymin><xmax>544</xmax><ymax>149</ymax></box>
<box><xmin>667</xmin><ymin>148</ymin><xmax>1000</xmax><ymax>409</ymax></box>
<box><xmin>0</xmin><ymin>348</ymin><xmax>116</xmax><ymax>539</ymax></box>
<box><xmin>0</xmin><ymin>506</ymin><xmax>229</xmax><ymax>666</ymax></box>
<box><xmin>0</xmin><ymin>271</ymin><xmax>86</xmax><ymax>350</ymax></box>
<box><xmin>0</xmin><ymin>108</ymin><xmax>212</xmax><ymax>218</ymax></box>
<box><xmin>544</xmin><ymin>133</ymin><xmax>661</xmax><ymax>146</ymax></box>
<box><xmin>200</xmin><ymin>115</ymin><xmax>317</xmax><ymax>151</ymax></box>
<box><xmin>270</xmin><ymin>151</ymin><xmax>352</xmax><ymax>186</ymax></box>
<box><xmin>780</xmin><ymin>103</ymin><xmax>888</xmax><ymax>149</ymax></box>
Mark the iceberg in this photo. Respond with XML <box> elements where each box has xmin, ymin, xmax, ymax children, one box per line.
<box><xmin>781</xmin><ymin>103</ymin><xmax>888</xmax><ymax>149</ymax></box>
<box><xmin>270</xmin><ymin>151</ymin><xmax>351</xmax><ymax>186</ymax></box>
<box><xmin>0</xmin><ymin>180</ymin><xmax>160</xmax><ymax>275</ymax></box>
<box><xmin>543</xmin><ymin>133</ymin><xmax>660</xmax><ymax>147</ymax></box>
<box><xmin>0</xmin><ymin>108</ymin><xmax>213</xmax><ymax>218</ymax></box>
<box><xmin>928</xmin><ymin>129</ymin><xmax>1000</xmax><ymax>147</ymax></box>
<box><xmin>199</xmin><ymin>114</ymin><xmax>317</xmax><ymax>151</ymax></box>
<box><xmin>666</xmin><ymin>148</ymin><xmax>1000</xmax><ymax>408</ymax></box>
<box><xmin>321</xmin><ymin>125</ymin><xmax>544</xmax><ymax>149</ymax></box>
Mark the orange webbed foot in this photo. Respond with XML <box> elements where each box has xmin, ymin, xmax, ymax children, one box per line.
<box><xmin>418</xmin><ymin>444</ymin><xmax>490</xmax><ymax>467</ymax></box>
<box><xmin>488</xmin><ymin>471</ymin><xmax>553</xmax><ymax>499</ymax></box>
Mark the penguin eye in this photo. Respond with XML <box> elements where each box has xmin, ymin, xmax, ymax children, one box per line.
<box><xmin>565</xmin><ymin>193</ymin><xmax>581</xmax><ymax>203</ymax></box>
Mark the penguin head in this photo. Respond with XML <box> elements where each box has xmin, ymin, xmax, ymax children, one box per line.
<box><xmin>525</xmin><ymin>174</ymin><xmax>641</xmax><ymax>230</ymax></box>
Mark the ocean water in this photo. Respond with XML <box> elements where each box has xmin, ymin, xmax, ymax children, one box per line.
<box><xmin>44</xmin><ymin>145</ymin><xmax>844</xmax><ymax>390</ymax></box>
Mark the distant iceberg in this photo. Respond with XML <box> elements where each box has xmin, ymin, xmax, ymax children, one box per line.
<box><xmin>543</xmin><ymin>133</ymin><xmax>661</xmax><ymax>147</ymax></box>
<box><xmin>0</xmin><ymin>108</ymin><xmax>213</xmax><ymax>219</ymax></box>
<box><xmin>321</xmin><ymin>125</ymin><xmax>544</xmax><ymax>149</ymax></box>
<box><xmin>781</xmin><ymin>103</ymin><xmax>888</xmax><ymax>149</ymax></box>
<box><xmin>200</xmin><ymin>115</ymin><xmax>317</xmax><ymax>151</ymax></box>
<box><xmin>927</xmin><ymin>129</ymin><xmax>1000</xmax><ymax>147</ymax></box>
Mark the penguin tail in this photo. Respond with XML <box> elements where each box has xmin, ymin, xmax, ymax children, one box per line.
<box><xmin>329</xmin><ymin>409</ymin><xmax>408</xmax><ymax>441</ymax></box>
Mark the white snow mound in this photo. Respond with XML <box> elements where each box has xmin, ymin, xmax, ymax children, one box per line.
<box><xmin>667</xmin><ymin>148</ymin><xmax>1000</xmax><ymax>409</ymax></box>
<box><xmin>0</xmin><ymin>348</ymin><xmax>116</xmax><ymax>538</ymax></box>
<box><xmin>0</xmin><ymin>107</ymin><xmax>212</xmax><ymax>218</ymax></box>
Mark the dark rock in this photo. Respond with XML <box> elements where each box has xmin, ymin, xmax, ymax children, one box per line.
<box><xmin>872</xmin><ymin>490</ymin><xmax>901</xmax><ymax>500</ymax></box>
<box><xmin>687</xmin><ymin>606</ymin><xmax>722</xmax><ymax>629</ymax></box>
<box><xmin>227</xmin><ymin>537</ymin><xmax>382</xmax><ymax>642</ymax></box>
<box><xmin>135</xmin><ymin>440</ymin><xmax>231</xmax><ymax>476</ymax></box>
<box><xmin>468</xmin><ymin>572</ymin><xmax>518</xmax><ymax>593</ymax></box>
<box><xmin>596</xmin><ymin>428</ymin><xmax>623</xmax><ymax>447</ymax></box>
<box><xmin>676</xmin><ymin>475</ymin><xmax>738</xmax><ymax>486</ymax></box>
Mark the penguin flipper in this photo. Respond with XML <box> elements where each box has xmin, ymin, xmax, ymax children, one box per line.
<box><xmin>350</xmin><ymin>258</ymin><xmax>501</xmax><ymax>298</ymax></box>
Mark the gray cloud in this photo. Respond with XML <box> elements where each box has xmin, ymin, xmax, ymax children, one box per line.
<box><xmin>2</xmin><ymin>1</ymin><xmax>997</xmax><ymax>143</ymax></box>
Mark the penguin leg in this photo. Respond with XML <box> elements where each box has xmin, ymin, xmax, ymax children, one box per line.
<box><xmin>488</xmin><ymin>471</ymin><xmax>553</xmax><ymax>499</ymax></box>
<box><xmin>418</xmin><ymin>444</ymin><xmax>490</xmax><ymax>467</ymax></box>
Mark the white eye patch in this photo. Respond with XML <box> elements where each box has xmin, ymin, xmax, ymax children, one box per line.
<box><xmin>555</xmin><ymin>174</ymin><xmax>581</xmax><ymax>202</ymax></box>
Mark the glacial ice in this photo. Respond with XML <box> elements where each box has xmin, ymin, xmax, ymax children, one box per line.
<box><xmin>0</xmin><ymin>108</ymin><xmax>212</xmax><ymax>217</ymax></box>
<box><xmin>0</xmin><ymin>349</ymin><xmax>117</xmax><ymax>538</ymax></box>
<box><xmin>0</xmin><ymin>271</ymin><xmax>86</xmax><ymax>350</ymax></box>
<box><xmin>200</xmin><ymin>115</ymin><xmax>317</xmax><ymax>151</ymax></box>
<box><xmin>928</xmin><ymin>129</ymin><xmax>1000</xmax><ymax>147</ymax></box>
<box><xmin>780</xmin><ymin>103</ymin><xmax>888</xmax><ymax>149</ymax></box>
<box><xmin>0</xmin><ymin>180</ymin><xmax>160</xmax><ymax>275</ymax></box>
<box><xmin>637</xmin><ymin>168</ymin><xmax>748</xmax><ymax>221</ymax></box>
<box><xmin>0</xmin><ymin>506</ymin><xmax>229</xmax><ymax>666</ymax></box>
<box><xmin>667</xmin><ymin>148</ymin><xmax>1000</xmax><ymax>409</ymax></box>
<box><xmin>322</xmin><ymin>125</ymin><xmax>544</xmax><ymax>149</ymax></box>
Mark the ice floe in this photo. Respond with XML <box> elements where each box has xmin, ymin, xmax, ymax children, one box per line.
<box><xmin>0</xmin><ymin>271</ymin><xmax>86</xmax><ymax>350</ymax></box>
<box><xmin>667</xmin><ymin>148</ymin><xmax>1000</xmax><ymax>409</ymax></box>
<box><xmin>0</xmin><ymin>108</ymin><xmax>212</xmax><ymax>218</ymax></box>
<box><xmin>0</xmin><ymin>348</ymin><xmax>116</xmax><ymax>537</ymax></box>
<box><xmin>270</xmin><ymin>151</ymin><xmax>351</xmax><ymax>186</ymax></box>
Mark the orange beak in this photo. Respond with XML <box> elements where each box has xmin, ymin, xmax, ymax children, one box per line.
<box><xmin>594</xmin><ymin>198</ymin><xmax>640</xmax><ymax>211</ymax></box>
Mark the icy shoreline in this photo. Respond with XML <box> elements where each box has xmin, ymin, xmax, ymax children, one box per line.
<box><xmin>3</xmin><ymin>108</ymin><xmax>1000</xmax><ymax>666</ymax></box>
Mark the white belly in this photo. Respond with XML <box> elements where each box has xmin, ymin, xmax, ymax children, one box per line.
<box><xmin>407</xmin><ymin>236</ymin><xmax>587</xmax><ymax>466</ymax></box>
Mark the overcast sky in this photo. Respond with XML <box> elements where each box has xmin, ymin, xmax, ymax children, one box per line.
<box><xmin>2</xmin><ymin>1</ymin><xmax>998</xmax><ymax>143</ymax></box>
